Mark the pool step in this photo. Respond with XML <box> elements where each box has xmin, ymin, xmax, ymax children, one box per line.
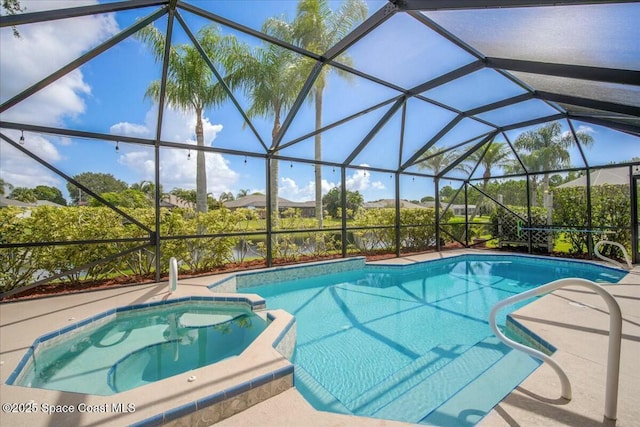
<box><xmin>371</xmin><ymin>336</ymin><xmax>510</xmax><ymax>423</ymax></box>
<box><xmin>420</xmin><ymin>348</ymin><xmax>540</xmax><ymax>426</ymax></box>
<box><xmin>294</xmin><ymin>365</ymin><xmax>352</xmax><ymax>415</ymax></box>
<box><xmin>346</xmin><ymin>344</ymin><xmax>469</xmax><ymax>416</ymax></box>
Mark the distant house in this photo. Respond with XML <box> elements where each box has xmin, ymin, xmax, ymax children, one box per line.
<box><xmin>0</xmin><ymin>197</ymin><xmax>35</xmax><ymax>208</ymax></box>
<box><xmin>224</xmin><ymin>195</ymin><xmax>315</xmax><ymax>218</ymax></box>
<box><xmin>363</xmin><ymin>199</ymin><xmax>427</xmax><ymax>209</ymax></box>
<box><xmin>557</xmin><ymin>166</ymin><xmax>632</xmax><ymax>188</ymax></box>
<box><xmin>407</xmin><ymin>199</ymin><xmax>475</xmax><ymax>216</ymax></box>
<box><xmin>0</xmin><ymin>197</ymin><xmax>64</xmax><ymax>208</ymax></box>
<box><xmin>363</xmin><ymin>199</ymin><xmax>475</xmax><ymax>216</ymax></box>
<box><xmin>160</xmin><ymin>194</ymin><xmax>195</xmax><ymax>209</ymax></box>
<box><xmin>0</xmin><ymin>197</ymin><xmax>65</xmax><ymax>218</ymax></box>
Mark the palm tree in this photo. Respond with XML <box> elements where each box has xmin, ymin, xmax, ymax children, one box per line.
<box><xmin>137</xmin><ymin>24</ymin><xmax>237</xmax><ymax>213</ymax></box>
<box><xmin>513</xmin><ymin>121</ymin><xmax>593</xmax><ymax>205</ymax></box>
<box><xmin>130</xmin><ymin>180</ymin><xmax>163</xmax><ymax>199</ymax></box>
<box><xmin>290</xmin><ymin>0</ymin><xmax>368</xmax><ymax>227</ymax></box>
<box><xmin>2</xmin><ymin>0</ymin><xmax>23</xmax><ymax>38</ymax></box>
<box><xmin>226</xmin><ymin>20</ymin><xmax>305</xmax><ymax>226</ymax></box>
<box><xmin>466</xmin><ymin>141</ymin><xmax>512</xmax><ymax>223</ymax></box>
<box><xmin>236</xmin><ymin>188</ymin><xmax>250</xmax><ymax>199</ymax></box>
<box><xmin>416</xmin><ymin>146</ymin><xmax>466</xmax><ymax>176</ymax></box>
<box><xmin>218</xmin><ymin>191</ymin><xmax>235</xmax><ymax>202</ymax></box>
<box><xmin>468</xmin><ymin>142</ymin><xmax>512</xmax><ymax>188</ymax></box>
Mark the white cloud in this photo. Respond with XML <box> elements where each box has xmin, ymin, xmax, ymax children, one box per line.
<box><xmin>118</xmin><ymin>151</ymin><xmax>152</xmax><ymax>170</ymax></box>
<box><xmin>278</xmin><ymin>176</ymin><xmax>337</xmax><ymax>202</ymax></box>
<box><xmin>112</xmin><ymin>107</ymin><xmax>237</xmax><ymax>195</ymax></box>
<box><xmin>278</xmin><ymin>177</ymin><xmax>313</xmax><ymax>201</ymax></box>
<box><xmin>58</xmin><ymin>136</ymin><xmax>73</xmax><ymax>146</ymax></box>
<box><xmin>0</xmin><ymin>131</ymin><xmax>63</xmax><ymax>189</ymax></box>
<box><xmin>116</xmin><ymin>147</ymin><xmax>239</xmax><ymax>197</ymax></box>
<box><xmin>111</xmin><ymin>107</ymin><xmax>224</xmax><ymax>146</ymax></box>
<box><xmin>1</xmin><ymin>0</ymin><xmax>119</xmax><ymax>126</ymax></box>
<box><xmin>0</xmin><ymin>0</ymin><xmax>119</xmax><ymax>193</ymax></box>
<box><xmin>110</xmin><ymin>122</ymin><xmax>150</xmax><ymax>138</ymax></box>
<box><xmin>277</xmin><ymin>166</ymin><xmax>388</xmax><ymax>202</ymax></box>
<box><xmin>562</xmin><ymin>124</ymin><xmax>596</xmax><ymax>140</ymax></box>
<box><xmin>577</xmin><ymin>125</ymin><xmax>595</xmax><ymax>134</ymax></box>
<box><xmin>371</xmin><ymin>181</ymin><xmax>386</xmax><ymax>190</ymax></box>
<box><xmin>321</xmin><ymin>179</ymin><xmax>336</xmax><ymax>195</ymax></box>
<box><xmin>110</xmin><ymin>106</ymin><xmax>158</xmax><ymax>139</ymax></box>
<box><xmin>346</xmin><ymin>166</ymin><xmax>385</xmax><ymax>192</ymax></box>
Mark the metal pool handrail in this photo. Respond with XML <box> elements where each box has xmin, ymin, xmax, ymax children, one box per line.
<box><xmin>489</xmin><ymin>278</ymin><xmax>622</xmax><ymax>420</ymax></box>
<box><xmin>169</xmin><ymin>257</ymin><xmax>178</xmax><ymax>292</ymax></box>
<box><xmin>594</xmin><ymin>240</ymin><xmax>633</xmax><ymax>270</ymax></box>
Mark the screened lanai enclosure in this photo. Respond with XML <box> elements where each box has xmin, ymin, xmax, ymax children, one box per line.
<box><xmin>1</xmin><ymin>0</ymin><xmax>638</xmax><ymax>298</ymax></box>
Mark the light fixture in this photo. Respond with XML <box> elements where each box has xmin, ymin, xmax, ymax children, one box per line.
<box><xmin>290</xmin><ymin>161</ymin><xmax>293</xmax><ymax>168</ymax></box>
<box><xmin>244</xmin><ymin>156</ymin><xmax>247</xmax><ymax>164</ymax></box>
<box><xmin>115</xmin><ymin>141</ymin><xmax>119</xmax><ymax>152</ymax></box>
<box><xmin>19</xmin><ymin>130</ymin><xmax>25</xmax><ymax>144</ymax></box>
<box><xmin>187</xmin><ymin>149</ymin><xmax>191</xmax><ymax>160</ymax></box>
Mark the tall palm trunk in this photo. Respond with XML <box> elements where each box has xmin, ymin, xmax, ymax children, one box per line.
<box><xmin>271</xmin><ymin>113</ymin><xmax>281</xmax><ymax>228</ymax></box>
<box><xmin>541</xmin><ymin>172</ymin><xmax>554</xmax><ymax>250</ymax></box>
<box><xmin>194</xmin><ymin>110</ymin><xmax>207</xmax><ymax>265</ymax></box>
<box><xmin>530</xmin><ymin>178</ymin><xmax>538</xmax><ymax>207</ymax></box>
<box><xmin>542</xmin><ymin>173</ymin><xmax>551</xmax><ymax>196</ymax></box>
<box><xmin>195</xmin><ymin>109</ymin><xmax>207</xmax><ymax>213</ymax></box>
<box><xmin>314</xmin><ymin>88</ymin><xmax>323</xmax><ymax>228</ymax></box>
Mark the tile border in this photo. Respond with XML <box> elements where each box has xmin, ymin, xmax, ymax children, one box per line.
<box><xmin>129</xmin><ymin>364</ymin><xmax>294</xmax><ymax>427</ymax></box>
<box><xmin>505</xmin><ymin>314</ymin><xmax>556</xmax><ymax>356</ymax></box>
<box><xmin>210</xmin><ymin>253</ymin><xmax>626</xmax><ymax>295</ymax></box>
<box><xmin>208</xmin><ymin>257</ymin><xmax>367</xmax><ymax>292</ymax></box>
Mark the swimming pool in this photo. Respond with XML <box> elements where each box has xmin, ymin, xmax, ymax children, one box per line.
<box><xmin>9</xmin><ymin>298</ymin><xmax>267</xmax><ymax>395</ymax></box>
<box><xmin>235</xmin><ymin>254</ymin><xmax>626</xmax><ymax>426</ymax></box>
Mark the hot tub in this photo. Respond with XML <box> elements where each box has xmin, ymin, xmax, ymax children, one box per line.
<box><xmin>9</xmin><ymin>297</ymin><xmax>267</xmax><ymax>395</ymax></box>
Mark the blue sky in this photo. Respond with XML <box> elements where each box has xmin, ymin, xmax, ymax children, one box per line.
<box><xmin>1</xmin><ymin>0</ymin><xmax>638</xmax><ymax>204</ymax></box>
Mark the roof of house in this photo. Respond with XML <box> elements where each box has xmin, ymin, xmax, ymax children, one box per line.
<box><xmin>224</xmin><ymin>194</ymin><xmax>314</xmax><ymax>209</ymax></box>
<box><xmin>557</xmin><ymin>167</ymin><xmax>631</xmax><ymax>188</ymax></box>
<box><xmin>0</xmin><ymin>197</ymin><xmax>33</xmax><ymax>208</ymax></box>
<box><xmin>363</xmin><ymin>199</ymin><xmax>428</xmax><ymax>209</ymax></box>
<box><xmin>0</xmin><ymin>197</ymin><xmax>64</xmax><ymax>208</ymax></box>
<box><xmin>161</xmin><ymin>194</ymin><xmax>195</xmax><ymax>209</ymax></box>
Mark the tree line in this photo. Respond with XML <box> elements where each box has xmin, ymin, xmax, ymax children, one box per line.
<box><xmin>2</xmin><ymin>172</ymin><xmax>255</xmax><ymax>209</ymax></box>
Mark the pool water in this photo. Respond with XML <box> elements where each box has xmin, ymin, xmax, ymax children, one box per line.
<box><xmin>14</xmin><ymin>302</ymin><xmax>267</xmax><ymax>395</ymax></box>
<box><xmin>239</xmin><ymin>255</ymin><xmax>626</xmax><ymax>426</ymax></box>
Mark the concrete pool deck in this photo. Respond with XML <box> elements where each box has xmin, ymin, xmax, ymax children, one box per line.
<box><xmin>1</xmin><ymin>249</ymin><xmax>638</xmax><ymax>426</ymax></box>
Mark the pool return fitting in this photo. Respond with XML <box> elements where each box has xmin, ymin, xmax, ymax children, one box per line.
<box><xmin>169</xmin><ymin>257</ymin><xmax>178</xmax><ymax>292</ymax></box>
<box><xmin>489</xmin><ymin>278</ymin><xmax>622</xmax><ymax>421</ymax></box>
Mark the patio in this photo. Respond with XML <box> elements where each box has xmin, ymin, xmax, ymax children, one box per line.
<box><xmin>1</xmin><ymin>251</ymin><xmax>638</xmax><ymax>426</ymax></box>
<box><xmin>1</xmin><ymin>0</ymin><xmax>639</xmax><ymax>425</ymax></box>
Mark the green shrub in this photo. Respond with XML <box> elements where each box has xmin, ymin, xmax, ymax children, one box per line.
<box><xmin>552</xmin><ymin>187</ymin><xmax>588</xmax><ymax>254</ymax></box>
<box><xmin>352</xmin><ymin>208</ymin><xmax>450</xmax><ymax>253</ymax></box>
<box><xmin>552</xmin><ymin>184</ymin><xmax>631</xmax><ymax>256</ymax></box>
<box><xmin>0</xmin><ymin>207</ymin><xmax>44</xmax><ymax>292</ymax></box>
<box><xmin>591</xmin><ymin>184</ymin><xmax>631</xmax><ymax>259</ymax></box>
